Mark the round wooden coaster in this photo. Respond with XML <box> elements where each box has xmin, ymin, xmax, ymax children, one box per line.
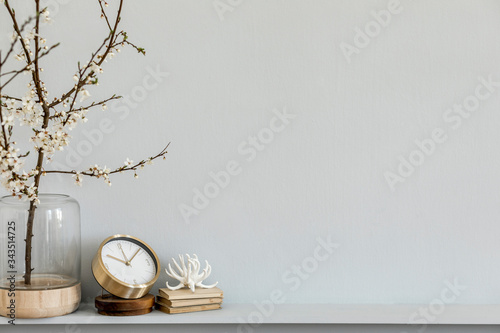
<box><xmin>95</xmin><ymin>294</ymin><xmax>155</xmax><ymax>312</ymax></box>
<box><xmin>98</xmin><ymin>307</ymin><xmax>153</xmax><ymax>316</ymax></box>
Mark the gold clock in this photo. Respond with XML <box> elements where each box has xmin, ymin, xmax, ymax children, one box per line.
<box><xmin>91</xmin><ymin>234</ymin><xmax>161</xmax><ymax>299</ymax></box>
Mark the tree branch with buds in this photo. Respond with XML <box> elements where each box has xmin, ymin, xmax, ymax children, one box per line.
<box><xmin>43</xmin><ymin>143</ymin><xmax>170</xmax><ymax>185</ymax></box>
<box><xmin>0</xmin><ymin>0</ymin><xmax>170</xmax><ymax>285</ymax></box>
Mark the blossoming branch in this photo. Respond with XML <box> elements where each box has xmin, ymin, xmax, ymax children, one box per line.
<box><xmin>0</xmin><ymin>0</ymin><xmax>169</xmax><ymax>285</ymax></box>
<box><xmin>0</xmin><ymin>0</ymin><xmax>168</xmax><ymax>203</ymax></box>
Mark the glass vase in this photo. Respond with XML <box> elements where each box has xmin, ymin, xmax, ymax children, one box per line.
<box><xmin>0</xmin><ymin>194</ymin><xmax>81</xmax><ymax>319</ymax></box>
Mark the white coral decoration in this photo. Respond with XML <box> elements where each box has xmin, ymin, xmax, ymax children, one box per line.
<box><xmin>165</xmin><ymin>254</ymin><xmax>218</xmax><ymax>293</ymax></box>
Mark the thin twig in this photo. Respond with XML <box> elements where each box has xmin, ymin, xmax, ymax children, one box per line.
<box><xmin>0</xmin><ymin>51</ymin><xmax>9</xmax><ymax>149</ymax></box>
<box><xmin>43</xmin><ymin>143</ymin><xmax>171</xmax><ymax>177</ymax></box>
<box><xmin>0</xmin><ymin>16</ymin><xmax>35</xmax><ymax>67</ymax></box>
<box><xmin>1</xmin><ymin>42</ymin><xmax>60</xmax><ymax>89</ymax></box>
<box><xmin>98</xmin><ymin>0</ymin><xmax>112</xmax><ymax>30</ymax></box>
<box><xmin>50</xmin><ymin>0</ymin><xmax>124</xmax><ymax>109</ymax></box>
<box><xmin>0</xmin><ymin>95</ymin><xmax>21</xmax><ymax>101</ymax></box>
<box><xmin>50</xmin><ymin>94</ymin><xmax>120</xmax><ymax>120</ymax></box>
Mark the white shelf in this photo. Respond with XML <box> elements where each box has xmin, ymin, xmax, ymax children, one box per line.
<box><xmin>3</xmin><ymin>304</ymin><xmax>500</xmax><ymax>325</ymax></box>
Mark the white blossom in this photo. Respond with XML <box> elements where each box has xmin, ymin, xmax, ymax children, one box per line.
<box><xmin>22</xmin><ymin>30</ymin><xmax>36</xmax><ymax>49</ymax></box>
<box><xmin>79</xmin><ymin>89</ymin><xmax>91</xmax><ymax>102</ymax></box>
<box><xmin>90</xmin><ymin>62</ymin><xmax>103</xmax><ymax>74</ymax></box>
<box><xmin>124</xmin><ymin>158</ymin><xmax>133</xmax><ymax>166</ymax></box>
<box><xmin>5</xmin><ymin>99</ymin><xmax>18</xmax><ymax>111</ymax></box>
<box><xmin>1</xmin><ymin>114</ymin><xmax>14</xmax><ymax>126</ymax></box>
<box><xmin>0</xmin><ymin>144</ymin><xmax>38</xmax><ymax>203</ymax></box>
<box><xmin>30</xmin><ymin>121</ymin><xmax>72</xmax><ymax>162</ymax></box>
<box><xmin>106</xmin><ymin>51</ymin><xmax>115</xmax><ymax>61</ymax></box>
<box><xmin>63</xmin><ymin>108</ymin><xmax>88</xmax><ymax>130</ymax></box>
<box><xmin>73</xmin><ymin>172</ymin><xmax>83</xmax><ymax>186</ymax></box>
<box><xmin>19</xmin><ymin>90</ymin><xmax>43</xmax><ymax>127</ymax></box>
<box><xmin>84</xmin><ymin>164</ymin><xmax>112</xmax><ymax>186</ymax></box>
<box><xmin>42</xmin><ymin>10</ymin><xmax>52</xmax><ymax>24</ymax></box>
<box><xmin>25</xmin><ymin>30</ymin><xmax>36</xmax><ymax>40</ymax></box>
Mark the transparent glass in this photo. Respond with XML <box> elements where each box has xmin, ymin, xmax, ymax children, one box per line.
<box><xmin>0</xmin><ymin>194</ymin><xmax>81</xmax><ymax>290</ymax></box>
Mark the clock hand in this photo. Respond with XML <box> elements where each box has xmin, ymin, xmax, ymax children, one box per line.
<box><xmin>117</xmin><ymin>243</ymin><xmax>130</xmax><ymax>264</ymax></box>
<box><xmin>128</xmin><ymin>248</ymin><xmax>141</xmax><ymax>263</ymax></box>
<box><xmin>106</xmin><ymin>254</ymin><xmax>128</xmax><ymax>265</ymax></box>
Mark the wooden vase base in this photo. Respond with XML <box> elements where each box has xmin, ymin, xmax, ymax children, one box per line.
<box><xmin>0</xmin><ymin>282</ymin><xmax>81</xmax><ymax>319</ymax></box>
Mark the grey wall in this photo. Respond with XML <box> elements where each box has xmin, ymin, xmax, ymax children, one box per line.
<box><xmin>1</xmin><ymin>0</ymin><xmax>499</xmax><ymax>317</ymax></box>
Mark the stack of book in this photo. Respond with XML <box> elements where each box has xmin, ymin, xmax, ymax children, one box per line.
<box><xmin>155</xmin><ymin>287</ymin><xmax>223</xmax><ymax>314</ymax></box>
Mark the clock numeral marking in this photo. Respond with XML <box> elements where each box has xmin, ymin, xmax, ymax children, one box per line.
<box><xmin>133</xmin><ymin>279</ymin><xmax>138</xmax><ymax>284</ymax></box>
<box><xmin>145</xmin><ymin>259</ymin><xmax>150</xmax><ymax>266</ymax></box>
<box><xmin>105</xmin><ymin>263</ymin><xmax>110</xmax><ymax>270</ymax></box>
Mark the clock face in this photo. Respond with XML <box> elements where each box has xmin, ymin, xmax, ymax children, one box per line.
<box><xmin>100</xmin><ymin>237</ymin><xmax>157</xmax><ymax>286</ymax></box>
